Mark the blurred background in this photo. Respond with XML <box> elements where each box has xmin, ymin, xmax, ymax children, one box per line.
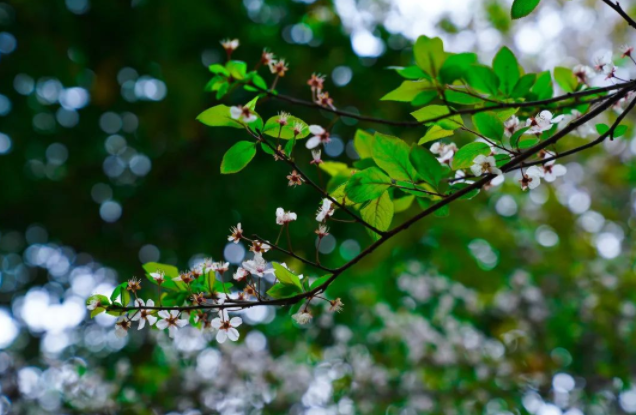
<box><xmin>2</xmin><ymin>0</ymin><xmax>636</xmax><ymax>413</ymax></box>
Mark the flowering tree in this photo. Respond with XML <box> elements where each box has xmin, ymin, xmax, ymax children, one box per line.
<box><xmin>85</xmin><ymin>0</ymin><xmax>636</xmax><ymax>346</ymax></box>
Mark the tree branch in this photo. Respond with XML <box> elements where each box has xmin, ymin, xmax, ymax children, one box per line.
<box><xmin>601</xmin><ymin>0</ymin><xmax>636</xmax><ymax>30</ymax></box>
<box><xmin>114</xmin><ymin>85</ymin><xmax>635</xmax><ymax>315</ymax></box>
<box><xmin>253</xmin><ymin>80</ymin><xmax>636</xmax><ymax>128</ymax></box>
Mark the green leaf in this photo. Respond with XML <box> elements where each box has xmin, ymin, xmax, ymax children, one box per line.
<box><xmin>388</xmin><ymin>65</ymin><xmax>431</xmax><ymax>80</ymax></box>
<box><xmin>614</xmin><ymin>125</ymin><xmax>628</xmax><ymax>138</ymax></box>
<box><xmin>531</xmin><ymin>71</ymin><xmax>553</xmax><ymax>100</ymax></box>
<box><xmin>310</xmin><ymin>274</ymin><xmax>333</xmax><ymax>290</ymax></box>
<box><xmin>226</xmin><ymin>60</ymin><xmax>247</xmax><ymax>80</ymax></box>
<box><xmin>554</xmin><ymin>67</ymin><xmax>578</xmax><ymax>93</ymax></box>
<box><xmin>413</xmin><ymin>36</ymin><xmax>446</xmax><ymax>77</ymax></box>
<box><xmin>319</xmin><ymin>161</ymin><xmax>351</xmax><ymax>177</ymax></box>
<box><xmin>511</xmin><ymin>0</ymin><xmax>541</xmax><ymax>19</ymax></box>
<box><xmin>267</xmin><ymin>283</ymin><xmax>302</xmax><ymax>299</ymax></box>
<box><xmin>511</xmin><ymin>126</ymin><xmax>531</xmax><ymax>148</ymax></box>
<box><xmin>466</xmin><ymin>65</ymin><xmax>500</xmax><ymax>95</ymax></box>
<box><xmin>409</xmin><ymin>145</ymin><xmax>444</xmax><ymax>188</ymax></box>
<box><xmin>354</xmin><ymin>129</ymin><xmax>375</xmax><ymax>159</ymax></box>
<box><xmin>493</xmin><ymin>46</ymin><xmax>520</xmax><ymax>95</ymax></box>
<box><xmin>411</xmin><ymin>91</ymin><xmax>438</xmax><ymax>106</ymax></box>
<box><xmin>196</xmin><ymin>105</ymin><xmax>244</xmax><ymax>129</ymax></box>
<box><xmin>393</xmin><ymin>195</ymin><xmax>415</xmax><ymax>212</ymax></box>
<box><xmin>346</xmin><ymin>167</ymin><xmax>393</xmax><ymax>203</ymax></box>
<box><xmin>449</xmin><ymin>182</ymin><xmax>480</xmax><ymax>200</ymax></box>
<box><xmin>207</xmin><ymin>270</ymin><xmax>216</xmax><ymax>294</ymax></box>
<box><xmin>473</xmin><ymin>112</ymin><xmax>504</xmax><ymax>142</ymax></box>
<box><xmin>444</xmin><ymin>90</ymin><xmax>485</xmax><ymax>105</ymax></box>
<box><xmin>439</xmin><ymin>53</ymin><xmax>478</xmax><ymax>84</ymax></box>
<box><xmin>142</xmin><ymin>262</ymin><xmax>185</xmax><ymax>291</ymax></box>
<box><xmin>410</xmin><ymin>105</ymin><xmax>463</xmax><ymax>130</ymax></box>
<box><xmin>361</xmin><ymin>192</ymin><xmax>394</xmax><ymax>240</ymax></box>
<box><xmin>596</xmin><ymin>123</ymin><xmax>610</xmax><ymax>135</ymax></box>
<box><xmin>372</xmin><ymin>133</ymin><xmax>417</xmax><ymax>181</ymax></box>
<box><xmin>262</xmin><ymin>115</ymin><xmax>310</xmax><ymax>139</ymax></box>
<box><xmin>510</xmin><ymin>73</ymin><xmax>536</xmax><ymax>98</ymax></box>
<box><xmin>110</xmin><ymin>282</ymin><xmax>131</xmax><ymax>307</ymax></box>
<box><xmin>452</xmin><ymin>142</ymin><xmax>491</xmax><ymax>170</ymax></box>
<box><xmin>208</xmin><ymin>64</ymin><xmax>229</xmax><ymax>76</ymax></box>
<box><xmin>418</xmin><ymin>125</ymin><xmax>454</xmax><ymax>145</ymax></box>
<box><xmin>221</xmin><ymin>141</ymin><xmax>257</xmax><ymax>174</ymax></box>
<box><xmin>381</xmin><ymin>80</ymin><xmax>436</xmax><ymax>102</ymax></box>
<box><xmin>272</xmin><ymin>263</ymin><xmax>303</xmax><ymax>290</ymax></box>
<box><xmin>86</xmin><ymin>294</ymin><xmax>110</xmax><ymax>317</ymax></box>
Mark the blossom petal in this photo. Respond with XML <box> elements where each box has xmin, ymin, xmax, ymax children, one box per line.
<box><xmin>158</xmin><ymin>310</ymin><xmax>170</xmax><ymax>319</ymax></box>
<box><xmin>305</xmin><ymin>136</ymin><xmax>321</xmax><ymax>149</ymax></box>
<box><xmin>227</xmin><ymin>328</ymin><xmax>240</xmax><ymax>341</ymax></box>
<box><xmin>216</xmin><ymin>329</ymin><xmax>228</xmax><ymax>343</ymax></box>
<box><xmin>147</xmin><ymin>315</ymin><xmax>158</xmax><ymax>326</ymax></box>
<box><xmin>308</xmin><ymin>125</ymin><xmax>324</xmax><ymax>135</ymax></box>
<box><xmin>229</xmin><ymin>317</ymin><xmax>242</xmax><ymax>327</ymax></box>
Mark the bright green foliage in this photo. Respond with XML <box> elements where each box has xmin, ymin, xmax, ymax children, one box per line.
<box><xmin>354</xmin><ymin>129</ymin><xmax>375</xmax><ymax>158</ymax></box>
<box><xmin>452</xmin><ymin>142</ymin><xmax>492</xmax><ymax>170</ymax></box>
<box><xmin>411</xmin><ymin>105</ymin><xmax>463</xmax><ymax>130</ymax></box>
<box><xmin>511</xmin><ymin>0</ymin><xmax>541</xmax><ymax>19</ymax></box>
<box><xmin>309</xmin><ymin>274</ymin><xmax>332</xmax><ymax>290</ymax></box>
<box><xmin>466</xmin><ymin>65</ymin><xmax>500</xmax><ymax>95</ymax></box>
<box><xmin>493</xmin><ymin>46</ymin><xmax>520</xmax><ymax>95</ymax></box>
<box><xmin>409</xmin><ymin>145</ymin><xmax>445</xmax><ymax>188</ymax></box>
<box><xmin>388</xmin><ymin>65</ymin><xmax>431</xmax><ymax>80</ymax></box>
<box><xmin>110</xmin><ymin>282</ymin><xmax>131</xmax><ymax>307</ymax></box>
<box><xmin>381</xmin><ymin>80</ymin><xmax>436</xmax><ymax>102</ymax></box>
<box><xmin>393</xmin><ymin>195</ymin><xmax>415</xmax><ymax>212</ymax></box>
<box><xmin>263</xmin><ymin>115</ymin><xmax>309</xmax><ymax>139</ymax></box>
<box><xmin>413</xmin><ymin>36</ymin><xmax>447</xmax><ymax>77</ymax></box>
<box><xmin>361</xmin><ymin>191</ymin><xmax>394</xmax><ymax>240</ymax></box>
<box><xmin>614</xmin><ymin>125</ymin><xmax>628</xmax><ymax>137</ymax></box>
<box><xmin>221</xmin><ymin>141</ymin><xmax>257</xmax><ymax>174</ymax></box>
<box><xmin>196</xmin><ymin>105</ymin><xmax>244</xmax><ymax>129</ymax></box>
<box><xmin>272</xmin><ymin>262</ymin><xmax>303</xmax><ymax>290</ymax></box>
<box><xmin>439</xmin><ymin>53</ymin><xmax>478</xmax><ymax>84</ymax></box>
<box><xmin>473</xmin><ymin>112</ymin><xmax>504</xmax><ymax>142</ymax></box>
<box><xmin>142</xmin><ymin>262</ymin><xmax>185</xmax><ymax>292</ymax></box>
<box><xmin>531</xmin><ymin>71</ymin><xmax>554</xmax><ymax>100</ymax></box>
<box><xmin>554</xmin><ymin>67</ymin><xmax>578</xmax><ymax>93</ymax></box>
<box><xmin>418</xmin><ymin>125</ymin><xmax>454</xmax><ymax>145</ymax></box>
<box><xmin>372</xmin><ymin>133</ymin><xmax>417</xmax><ymax>181</ymax></box>
<box><xmin>346</xmin><ymin>167</ymin><xmax>393</xmax><ymax>203</ymax></box>
<box><xmin>267</xmin><ymin>283</ymin><xmax>302</xmax><ymax>299</ymax></box>
<box><xmin>510</xmin><ymin>73</ymin><xmax>537</xmax><ymax>98</ymax></box>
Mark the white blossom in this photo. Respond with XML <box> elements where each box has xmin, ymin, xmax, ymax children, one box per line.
<box><xmin>242</xmin><ymin>254</ymin><xmax>275</xmax><ymax>278</ymax></box>
<box><xmin>470</xmin><ymin>155</ymin><xmax>503</xmax><ymax>177</ymax></box>
<box><xmin>276</xmin><ymin>207</ymin><xmax>297</xmax><ymax>225</ymax></box>
<box><xmin>131</xmin><ymin>299</ymin><xmax>158</xmax><ymax>330</ymax></box>
<box><xmin>292</xmin><ymin>311</ymin><xmax>313</xmax><ymax>325</ymax></box>
<box><xmin>228</xmin><ymin>223</ymin><xmax>243</xmax><ymax>243</ymax></box>
<box><xmin>316</xmin><ymin>198</ymin><xmax>334</xmax><ymax>222</ymax></box>
<box><xmin>520</xmin><ymin>166</ymin><xmax>544</xmax><ymax>190</ymax></box>
<box><xmin>229</xmin><ymin>105</ymin><xmax>258</xmax><ymax>123</ymax></box>
<box><xmin>504</xmin><ymin>115</ymin><xmax>521</xmax><ymax>138</ymax></box>
<box><xmin>526</xmin><ymin>110</ymin><xmax>564</xmax><ymax>134</ymax></box>
<box><xmin>156</xmin><ymin>310</ymin><xmax>188</xmax><ymax>338</ymax></box>
<box><xmin>541</xmin><ymin>161</ymin><xmax>567</xmax><ymax>182</ymax></box>
<box><xmin>305</xmin><ymin>125</ymin><xmax>330</xmax><ymax>149</ymax></box>
<box><xmin>211</xmin><ymin>310</ymin><xmax>242</xmax><ymax>343</ymax></box>
<box><xmin>115</xmin><ymin>316</ymin><xmax>131</xmax><ymax>338</ymax></box>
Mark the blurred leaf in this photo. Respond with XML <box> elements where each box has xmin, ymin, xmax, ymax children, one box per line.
<box><xmin>221</xmin><ymin>141</ymin><xmax>257</xmax><ymax>174</ymax></box>
<box><xmin>452</xmin><ymin>142</ymin><xmax>491</xmax><ymax>170</ymax></box>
